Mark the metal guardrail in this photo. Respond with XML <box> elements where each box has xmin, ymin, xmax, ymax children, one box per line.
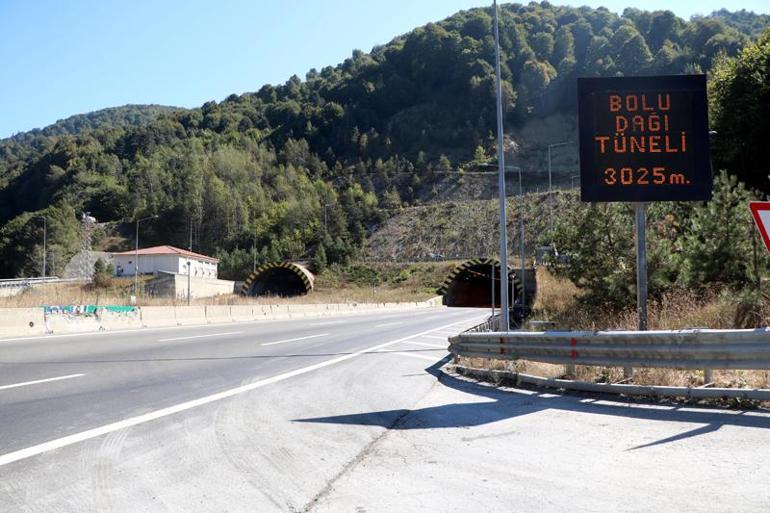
<box><xmin>0</xmin><ymin>277</ymin><xmax>85</xmax><ymax>288</ymax></box>
<box><xmin>449</xmin><ymin>328</ymin><xmax>770</xmax><ymax>370</ymax></box>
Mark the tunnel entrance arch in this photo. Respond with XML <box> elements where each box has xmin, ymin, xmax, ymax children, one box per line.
<box><xmin>437</xmin><ymin>258</ymin><xmax>524</xmax><ymax>308</ymax></box>
<box><xmin>241</xmin><ymin>262</ymin><xmax>315</xmax><ymax>297</ymax></box>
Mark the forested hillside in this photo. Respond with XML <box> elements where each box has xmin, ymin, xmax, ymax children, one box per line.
<box><xmin>0</xmin><ymin>3</ymin><xmax>767</xmax><ymax>279</ymax></box>
<box><xmin>4</xmin><ymin>105</ymin><xmax>184</xmax><ymax>143</ymax></box>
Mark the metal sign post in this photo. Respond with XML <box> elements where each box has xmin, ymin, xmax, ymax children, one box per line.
<box><xmin>634</xmin><ymin>203</ymin><xmax>648</xmax><ymax>331</ymax></box>
<box><xmin>492</xmin><ymin>0</ymin><xmax>510</xmax><ymax>331</ymax></box>
<box><xmin>576</xmin><ymin>75</ymin><xmax>713</xmax><ymax>378</ymax></box>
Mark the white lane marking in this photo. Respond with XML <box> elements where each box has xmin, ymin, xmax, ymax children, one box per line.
<box><xmin>0</xmin><ymin>315</ymin><xmax>481</xmax><ymax>468</ymax></box>
<box><xmin>422</xmin><ymin>335</ymin><xmax>449</xmax><ymax>340</ymax></box>
<box><xmin>158</xmin><ymin>331</ymin><xmax>243</xmax><ymax>342</ymax></box>
<box><xmin>401</xmin><ymin>340</ymin><xmax>445</xmax><ymax>349</ymax></box>
<box><xmin>261</xmin><ymin>333</ymin><xmax>329</xmax><ymax>346</ymax></box>
<box><xmin>309</xmin><ymin>321</ymin><xmax>345</xmax><ymax>327</ymax></box>
<box><xmin>0</xmin><ymin>374</ymin><xmax>85</xmax><ymax>391</ymax></box>
<box><xmin>374</xmin><ymin>322</ymin><xmax>403</xmax><ymax>328</ymax></box>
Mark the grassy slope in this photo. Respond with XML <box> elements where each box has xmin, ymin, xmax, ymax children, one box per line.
<box><xmin>364</xmin><ymin>189</ymin><xmax>576</xmax><ymax>261</ymax></box>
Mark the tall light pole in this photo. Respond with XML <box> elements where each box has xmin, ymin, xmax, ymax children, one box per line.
<box><xmin>134</xmin><ymin>215</ymin><xmax>156</xmax><ymax>298</ymax></box>
<box><xmin>547</xmin><ymin>141</ymin><xmax>572</xmax><ymax>234</ymax></box>
<box><xmin>505</xmin><ymin>165</ymin><xmax>525</xmax><ymax>309</ymax></box>
<box><xmin>252</xmin><ymin>226</ymin><xmax>257</xmax><ymax>272</ymax></box>
<box><xmin>493</xmin><ymin>0</ymin><xmax>510</xmax><ymax>331</ymax></box>
<box><xmin>37</xmin><ymin>216</ymin><xmax>47</xmax><ymax>278</ymax></box>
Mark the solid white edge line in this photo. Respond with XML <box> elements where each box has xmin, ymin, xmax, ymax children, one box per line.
<box><xmin>261</xmin><ymin>333</ymin><xmax>329</xmax><ymax>346</ymax></box>
<box><xmin>0</xmin><ymin>374</ymin><xmax>85</xmax><ymax>391</ymax></box>
<box><xmin>0</xmin><ymin>314</ymin><xmax>484</xmax><ymax>468</ymax></box>
<box><xmin>422</xmin><ymin>335</ymin><xmax>450</xmax><ymax>340</ymax></box>
<box><xmin>374</xmin><ymin>322</ymin><xmax>404</xmax><ymax>328</ymax></box>
<box><xmin>158</xmin><ymin>331</ymin><xmax>243</xmax><ymax>342</ymax></box>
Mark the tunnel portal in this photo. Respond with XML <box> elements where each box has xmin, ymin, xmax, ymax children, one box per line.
<box><xmin>241</xmin><ymin>262</ymin><xmax>314</xmax><ymax>297</ymax></box>
<box><xmin>438</xmin><ymin>258</ymin><xmax>525</xmax><ymax>308</ymax></box>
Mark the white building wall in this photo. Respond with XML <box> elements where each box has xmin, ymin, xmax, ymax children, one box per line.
<box><xmin>113</xmin><ymin>253</ymin><xmax>218</xmax><ymax>278</ymax></box>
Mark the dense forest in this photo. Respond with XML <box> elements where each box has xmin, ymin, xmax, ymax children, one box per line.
<box><xmin>0</xmin><ymin>2</ymin><xmax>768</xmax><ymax>279</ymax></box>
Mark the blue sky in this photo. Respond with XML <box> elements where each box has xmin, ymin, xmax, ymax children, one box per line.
<box><xmin>1</xmin><ymin>0</ymin><xmax>768</xmax><ymax>138</ymax></box>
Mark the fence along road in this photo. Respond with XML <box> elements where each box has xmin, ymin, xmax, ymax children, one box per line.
<box><xmin>450</xmin><ymin>327</ymin><xmax>770</xmax><ymax>399</ymax></box>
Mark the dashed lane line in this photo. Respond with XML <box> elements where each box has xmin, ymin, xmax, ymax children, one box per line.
<box><xmin>0</xmin><ymin>315</ymin><xmax>482</xmax><ymax>468</ymax></box>
<box><xmin>0</xmin><ymin>374</ymin><xmax>85</xmax><ymax>391</ymax></box>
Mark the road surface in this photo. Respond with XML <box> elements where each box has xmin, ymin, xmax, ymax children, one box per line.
<box><xmin>1</xmin><ymin>307</ymin><xmax>769</xmax><ymax>512</ymax></box>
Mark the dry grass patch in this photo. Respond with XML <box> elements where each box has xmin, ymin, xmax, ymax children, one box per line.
<box><xmin>458</xmin><ymin>270</ymin><xmax>770</xmax><ymax>398</ymax></box>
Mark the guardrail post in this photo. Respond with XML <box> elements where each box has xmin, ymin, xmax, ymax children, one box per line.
<box><xmin>565</xmin><ymin>363</ymin><xmax>576</xmax><ymax>377</ymax></box>
<box><xmin>704</xmin><ymin>368</ymin><xmax>713</xmax><ymax>385</ymax></box>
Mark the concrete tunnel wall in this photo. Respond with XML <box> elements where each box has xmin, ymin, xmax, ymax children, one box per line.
<box><xmin>437</xmin><ymin>258</ymin><xmax>536</xmax><ymax>308</ymax></box>
<box><xmin>241</xmin><ymin>262</ymin><xmax>315</xmax><ymax>297</ymax></box>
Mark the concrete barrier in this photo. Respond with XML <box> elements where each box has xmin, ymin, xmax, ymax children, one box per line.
<box><xmin>0</xmin><ymin>308</ymin><xmax>47</xmax><ymax>338</ymax></box>
<box><xmin>270</xmin><ymin>305</ymin><xmax>292</xmax><ymax>320</ymax></box>
<box><xmin>46</xmin><ymin>314</ymin><xmax>101</xmax><ymax>334</ymax></box>
<box><xmin>140</xmin><ymin>307</ymin><xmax>178</xmax><ymax>328</ymax></box>
<box><xmin>230</xmin><ymin>305</ymin><xmax>255</xmax><ymax>322</ymax></box>
<box><xmin>175</xmin><ymin>306</ymin><xmax>208</xmax><ymax>326</ymax></box>
<box><xmin>98</xmin><ymin>308</ymin><xmax>143</xmax><ymax>331</ymax></box>
<box><xmin>205</xmin><ymin>305</ymin><xmax>233</xmax><ymax>324</ymax></box>
<box><xmin>254</xmin><ymin>305</ymin><xmax>272</xmax><ymax>320</ymax></box>
<box><xmin>0</xmin><ymin>295</ymin><xmax>447</xmax><ymax>339</ymax></box>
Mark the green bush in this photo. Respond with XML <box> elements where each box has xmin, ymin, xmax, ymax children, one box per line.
<box><xmin>548</xmin><ymin>171</ymin><xmax>762</xmax><ymax>308</ymax></box>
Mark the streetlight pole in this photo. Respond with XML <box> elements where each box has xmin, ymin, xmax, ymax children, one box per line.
<box><xmin>493</xmin><ymin>0</ymin><xmax>510</xmax><ymax>331</ymax></box>
<box><xmin>505</xmin><ymin>165</ymin><xmax>525</xmax><ymax>309</ymax></box>
<box><xmin>134</xmin><ymin>215</ymin><xmax>156</xmax><ymax>298</ymax></box>
<box><xmin>547</xmin><ymin>141</ymin><xmax>572</xmax><ymax>234</ymax></box>
<box><xmin>253</xmin><ymin>227</ymin><xmax>257</xmax><ymax>272</ymax></box>
<box><xmin>37</xmin><ymin>216</ymin><xmax>47</xmax><ymax>278</ymax></box>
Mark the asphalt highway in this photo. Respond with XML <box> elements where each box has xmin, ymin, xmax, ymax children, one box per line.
<box><xmin>1</xmin><ymin>306</ymin><xmax>769</xmax><ymax>512</ymax></box>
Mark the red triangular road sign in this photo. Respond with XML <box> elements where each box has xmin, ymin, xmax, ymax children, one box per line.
<box><xmin>749</xmin><ymin>201</ymin><xmax>770</xmax><ymax>253</ymax></box>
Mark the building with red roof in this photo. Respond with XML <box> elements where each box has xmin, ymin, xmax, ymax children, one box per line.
<box><xmin>112</xmin><ymin>245</ymin><xmax>220</xmax><ymax>279</ymax></box>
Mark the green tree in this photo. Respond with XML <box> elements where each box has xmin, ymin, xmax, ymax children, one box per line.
<box><xmin>710</xmin><ymin>30</ymin><xmax>770</xmax><ymax>191</ymax></box>
<box><xmin>312</xmin><ymin>243</ymin><xmax>328</xmax><ymax>273</ymax></box>
<box><xmin>677</xmin><ymin>171</ymin><xmax>758</xmax><ymax>288</ymax></box>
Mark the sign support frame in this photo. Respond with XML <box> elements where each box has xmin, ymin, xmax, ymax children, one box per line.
<box><xmin>627</xmin><ymin>202</ymin><xmax>648</xmax><ymax>379</ymax></box>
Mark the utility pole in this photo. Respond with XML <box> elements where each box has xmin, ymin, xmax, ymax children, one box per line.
<box><xmin>189</xmin><ymin>218</ymin><xmax>193</xmax><ymax>251</ymax></box>
<box><xmin>493</xmin><ymin>0</ymin><xmax>510</xmax><ymax>331</ymax></box>
<box><xmin>187</xmin><ymin>260</ymin><xmax>192</xmax><ymax>305</ymax></box>
<box><xmin>547</xmin><ymin>141</ymin><xmax>572</xmax><ymax>234</ymax></box>
<box><xmin>134</xmin><ymin>215</ymin><xmax>156</xmax><ymax>299</ymax></box>
<box><xmin>516</xmin><ymin>165</ymin><xmax>525</xmax><ymax>309</ymax></box>
<box><xmin>38</xmin><ymin>216</ymin><xmax>47</xmax><ymax>278</ymax></box>
<box><xmin>323</xmin><ymin>203</ymin><xmax>329</xmax><ymax>234</ymax></box>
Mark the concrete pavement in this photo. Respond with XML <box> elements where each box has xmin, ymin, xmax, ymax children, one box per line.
<box><xmin>1</xmin><ymin>306</ymin><xmax>769</xmax><ymax>512</ymax></box>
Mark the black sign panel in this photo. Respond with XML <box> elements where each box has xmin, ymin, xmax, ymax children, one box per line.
<box><xmin>578</xmin><ymin>75</ymin><xmax>711</xmax><ymax>202</ymax></box>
